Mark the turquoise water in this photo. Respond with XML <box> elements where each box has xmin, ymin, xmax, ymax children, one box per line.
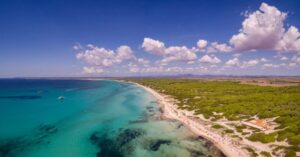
<box><xmin>0</xmin><ymin>79</ymin><xmax>223</xmax><ymax>157</ymax></box>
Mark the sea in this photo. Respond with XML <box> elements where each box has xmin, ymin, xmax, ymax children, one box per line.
<box><xmin>0</xmin><ymin>79</ymin><xmax>223</xmax><ymax>157</ymax></box>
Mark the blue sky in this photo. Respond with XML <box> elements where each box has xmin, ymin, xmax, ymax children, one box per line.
<box><xmin>0</xmin><ymin>0</ymin><xmax>300</xmax><ymax>77</ymax></box>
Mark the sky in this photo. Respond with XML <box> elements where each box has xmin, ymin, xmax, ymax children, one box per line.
<box><xmin>0</xmin><ymin>0</ymin><xmax>300</xmax><ymax>77</ymax></box>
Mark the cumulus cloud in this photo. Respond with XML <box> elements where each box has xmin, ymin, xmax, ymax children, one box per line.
<box><xmin>73</xmin><ymin>43</ymin><xmax>82</xmax><ymax>50</ymax></box>
<box><xmin>263</xmin><ymin>63</ymin><xmax>280</xmax><ymax>68</ymax></box>
<box><xmin>128</xmin><ymin>63</ymin><xmax>140</xmax><ymax>73</ymax></box>
<box><xmin>140</xmin><ymin>66</ymin><xmax>212</xmax><ymax>74</ymax></box>
<box><xmin>140</xmin><ymin>66</ymin><xmax>165</xmax><ymax>73</ymax></box>
<box><xmin>260</xmin><ymin>58</ymin><xmax>268</xmax><ymax>62</ymax></box>
<box><xmin>197</xmin><ymin>39</ymin><xmax>208</xmax><ymax>49</ymax></box>
<box><xmin>187</xmin><ymin>61</ymin><xmax>195</xmax><ymax>64</ymax></box>
<box><xmin>233</xmin><ymin>53</ymin><xmax>242</xmax><ymax>58</ymax></box>
<box><xmin>116</xmin><ymin>46</ymin><xmax>135</xmax><ymax>60</ymax></box>
<box><xmin>225</xmin><ymin>58</ymin><xmax>240</xmax><ymax>67</ymax></box>
<box><xmin>230</xmin><ymin>2</ymin><xmax>300</xmax><ymax>53</ymax></box>
<box><xmin>163</xmin><ymin>46</ymin><xmax>197</xmax><ymax>63</ymax></box>
<box><xmin>240</xmin><ymin>59</ymin><xmax>260</xmax><ymax>68</ymax></box>
<box><xmin>225</xmin><ymin>58</ymin><xmax>261</xmax><ymax>68</ymax></box>
<box><xmin>165</xmin><ymin>66</ymin><xmax>184</xmax><ymax>73</ymax></box>
<box><xmin>275</xmin><ymin>26</ymin><xmax>300</xmax><ymax>52</ymax></box>
<box><xmin>142</xmin><ymin>38</ymin><xmax>165</xmax><ymax>55</ymax></box>
<box><xmin>291</xmin><ymin>55</ymin><xmax>300</xmax><ymax>63</ymax></box>
<box><xmin>230</xmin><ymin>3</ymin><xmax>287</xmax><ymax>52</ymax></box>
<box><xmin>82</xmin><ymin>66</ymin><xmax>104</xmax><ymax>74</ymax></box>
<box><xmin>199</xmin><ymin>55</ymin><xmax>221</xmax><ymax>64</ymax></box>
<box><xmin>142</xmin><ymin>38</ymin><xmax>197</xmax><ymax>64</ymax></box>
<box><xmin>76</xmin><ymin>44</ymin><xmax>135</xmax><ymax>73</ymax></box>
<box><xmin>206</xmin><ymin>42</ymin><xmax>232</xmax><ymax>53</ymax></box>
<box><xmin>137</xmin><ymin>58</ymin><xmax>150</xmax><ymax>65</ymax></box>
<box><xmin>288</xmin><ymin>63</ymin><xmax>297</xmax><ymax>67</ymax></box>
<box><xmin>263</xmin><ymin>62</ymin><xmax>298</xmax><ymax>69</ymax></box>
<box><xmin>279</xmin><ymin>56</ymin><xmax>289</xmax><ymax>61</ymax></box>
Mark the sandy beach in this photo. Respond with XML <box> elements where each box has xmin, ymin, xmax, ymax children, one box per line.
<box><xmin>130</xmin><ymin>82</ymin><xmax>251</xmax><ymax>157</ymax></box>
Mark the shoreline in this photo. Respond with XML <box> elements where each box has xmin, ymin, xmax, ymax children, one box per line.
<box><xmin>127</xmin><ymin>81</ymin><xmax>250</xmax><ymax>157</ymax></box>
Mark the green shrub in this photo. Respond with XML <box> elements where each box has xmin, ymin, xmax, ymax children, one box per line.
<box><xmin>288</xmin><ymin>135</ymin><xmax>300</xmax><ymax>145</ymax></box>
<box><xmin>245</xmin><ymin>147</ymin><xmax>258</xmax><ymax>157</ymax></box>
<box><xmin>224</xmin><ymin>129</ymin><xmax>234</xmax><ymax>134</ymax></box>
<box><xmin>260</xmin><ymin>151</ymin><xmax>271</xmax><ymax>157</ymax></box>
<box><xmin>285</xmin><ymin>149</ymin><xmax>296</xmax><ymax>157</ymax></box>
<box><xmin>212</xmin><ymin>124</ymin><xmax>223</xmax><ymax>129</ymax></box>
<box><xmin>247</xmin><ymin>133</ymin><xmax>277</xmax><ymax>143</ymax></box>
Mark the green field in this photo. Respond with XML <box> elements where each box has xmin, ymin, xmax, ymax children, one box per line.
<box><xmin>128</xmin><ymin>78</ymin><xmax>300</xmax><ymax>155</ymax></box>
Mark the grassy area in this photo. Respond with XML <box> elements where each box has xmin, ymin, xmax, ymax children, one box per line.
<box><xmin>235</xmin><ymin>124</ymin><xmax>247</xmax><ymax>133</ymax></box>
<box><xmin>212</xmin><ymin>124</ymin><xmax>223</xmax><ymax>129</ymax></box>
<box><xmin>128</xmin><ymin>78</ymin><xmax>300</xmax><ymax>149</ymax></box>
<box><xmin>224</xmin><ymin>129</ymin><xmax>234</xmax><ymax>134</ymax></box>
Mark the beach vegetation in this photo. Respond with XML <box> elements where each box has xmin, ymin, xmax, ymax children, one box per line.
<box><xmin>260</xmin><ymin>151</ymin><xmax>271</xmax><ymax>157</ymax></box>
<box><xmin>224</xmin><ymin>129</ymin><xmax>234</xmax><ymax>134</ymax></box>
<box><xmin>248</xmin><ymin>132</ymin><xmax>277</xmax><ymax>143</ymax></box>
<box><xmin>212</xmin><ymin>124</ymin><xmax>223</xmax><ymax>129</ymax></box>
<box><xmin>245</xmin><ymin>147</ymin><xmax>258</xmax><ymax>157</ymax></box>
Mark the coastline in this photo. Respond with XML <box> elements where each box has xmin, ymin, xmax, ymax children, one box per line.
<box><xmin>127</xmin><ymin>81</ymin><xmax>250</xmax><ymax>157</ymax></box>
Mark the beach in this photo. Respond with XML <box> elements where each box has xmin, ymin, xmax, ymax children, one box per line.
<box><xmin>131</xmin><ymin>81</ymin><xmax>251</xmax><ymax>157</ymax></box>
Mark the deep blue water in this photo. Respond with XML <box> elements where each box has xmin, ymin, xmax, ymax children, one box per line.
<box><xmin>0</xmin><ymin>79</ymin><xmax>222</xmax><ymax>157</ymax></box>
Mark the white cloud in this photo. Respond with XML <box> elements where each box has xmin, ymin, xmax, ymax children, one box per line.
<box><xmin>288</xmin><ymin>63</ymin><xmax>297</xmax><ymax>67</ymax></box>
<box><xmin>225</xmin><ymin>57</ymin><xmax>268</xmax><ymax>69</ymax></box>
<box><xmin>116</xmin><ymin>45</ymin><xmax>135</xmax><ymax>60</ymax></box>
<box><xmin>137</xmin><ymin>58</ymin><xmax>150</xmax><ymax>65</ymax></box>
<box><xmin>225</xmin><ymin>58</ymin><xmax>240</xmax><ymax>67</ymax></box>
<box><xmin>233</xmin><ymin>53</ymin><xmax>242</xmax><ymax>58</ymax></box>
<box><xmin>206</xmin><ymin>42</ymin><xmax>232</xmax><ymax>53</ymax></box>
<box><xmin>263</xmin><ymin>61</ymin><xmax>298</xmax><ymax>68</ymax></box>
<box><xmin>225</xmin><ymin>58</ymin><xmax>261</xmax><ymax>69</ymax></box>
<box><xmin>76</xmin><ymin>44</ymin><xmax>135</xmax><ymax>73</ymax></box>
<box><xmin>141</xmin><ymin>66</ymin><xmax>165</xmax><ymax>73</ymax></box>
<box><xmin>140</xmin><ymin>66</ymin><xmax>214</xmax><ymax>74</ymax></box>
<box><xmin>291</xmin><ymin>55</ymin><xmax>300</xmax><ymax>63</ymax></box>
<box><xmin>187</xmin><ymin>61</ymin><xmax>195</xmax><ymax>64</ymax></box>
<box><xmin>164</xmin><ymin>46</ymin><xmax>197</xmax><ymax>62</ymax></box>
<box><xmin>199</xmin><ymin>55</ymin><xmax>221</xmax><ymax>64</ymax></box>
<box><xmin>230</xmin><ymin>3</ymin><xmax>287</xmax><ymax>52</ymax></box>
<box><xmin>165</xmin><ymin>66</ymin><xmax>183</xmax><ymax>72</ymax></box>
<box><xmin>128</xmin><ymin>63</ymin><xmax>140</xmax><ymax>73</ymax></box>
<box><xmin>82</xmin><ymin>66</ymin><xmax>104</xmax><ymax>74</ymax></box>
<box><xmin>142</xmin><ymin>38</ymin><xmax>197</xmax><ymax>64</ymax></box>
<box><xmin>241</xmin><ymin>59</ymin><xmax>260</xmax><ymax>68</ymax></box>
<box><xmin>73</xmin><ymin>43</ymin><xmax>82</xmax><ymax>50</ymax></box>
<box><xmin>230</xmin><ymin>2</ymin><xmax>300</xmax><ymax>53</ymax></box>
<box><xmin>260</xmin><ymin>58</ymin><xmax>268</xmax><ymax>62</ymax></box>
<box><xmin>263</xmin><ymin>63</ymin><xmax>280</xmax><ymax>68</ymax></box>
<box><xmin>197</xmin><ymin>39</ymin><xmax>208</xmax><ymax>49</ymax></box>
<box><xmin>142</xmin><ymin>38</ymin><xmax>166</xmax><ymax>56</ymax></box>
<box><xmin>276</xmin><ymin>26</ymin><xmax>300</xmax><ymax>52</ymax></box>
<box><xmin>76</xmin><ymin>46</ymin><xmax>115</xmax><ymax>67</ymax></box>
<box><xmin>279</xmin><ymin>56</ymin><xmax>289</xmax><ymax>61</ymax></box>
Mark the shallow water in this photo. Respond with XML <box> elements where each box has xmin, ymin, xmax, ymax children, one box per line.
<box><xmin>0</xmin><ymin>79</ymin><xmax>223</xmax><ymax>157</ymax></box>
